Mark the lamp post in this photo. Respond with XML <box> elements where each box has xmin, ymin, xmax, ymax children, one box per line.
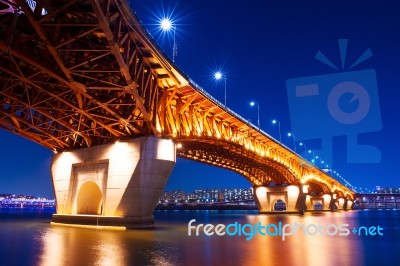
<box><xmin>312</xmin><ymin>155</ymin><xmax>321</xmax><ymax>166</ymax></box>
<box><xmin>299</xmin><ymin>142</ymin><xmax>307</xmax><ymax>159</ymax></box>
<box><xmin>287</xmin><ymin>132</ymin><xmax>296</xmax><ymax>152</ymax></box>
<box><xmin>214</xmin><ymin>71</ymin><xmax>227</xmax><ymax>107</ymax></box>
<box><xmin>160</xmin><ymin>18</ymin><xmax>177</xmax><ymax>62</ymax></box>
<box><xmin>308</xmin><ymin>150</ymin><xmax>317</xmax><ymax>163</ymax></box>
<box><xmin>250</xmin><ymin>101</ymin><xmax>260</xmax><ymax>129</ymax></box>
<box><xmin>272</xmin><ymin>119</ymin><xmax>281</xmax><ymax>142</ymax></box>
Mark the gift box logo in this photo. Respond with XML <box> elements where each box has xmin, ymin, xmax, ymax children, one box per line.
<box><xmin>286</xmin><ymin>39</ymin><xmax>382</xmax><ymax>165</ymax></box>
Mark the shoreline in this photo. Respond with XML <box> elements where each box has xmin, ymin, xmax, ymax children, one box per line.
<box><xmin>155</xmin><ymin>204</ymin><xmax>258</xmax><ymax>211</ymax></box>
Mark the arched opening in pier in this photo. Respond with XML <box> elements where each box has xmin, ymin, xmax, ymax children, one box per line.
<box><xmin>314</xmin><ymin>201</ymin><xmax>323</xmax><ymax>210</ymax></box>
<box><xmin>273</xmin><ymin>199</ymin><xmax>287</xmax><ymax>211</ymax></box>
<box><xmin>77</xmin><ymin>181</ymin><xmax>102</xmax><ymax>215</ymax></box>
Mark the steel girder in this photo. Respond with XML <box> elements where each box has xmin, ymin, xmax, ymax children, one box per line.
<box><xmin>0</xmin><ymin>0</ymin><xmax>354</xmax><ymax>198</ymax></box>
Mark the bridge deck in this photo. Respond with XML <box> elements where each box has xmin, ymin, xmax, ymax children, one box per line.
<box><xmin>0</xmin><ymin>0</ymin><xmax>354</xmax><ymax>198</ymax></box>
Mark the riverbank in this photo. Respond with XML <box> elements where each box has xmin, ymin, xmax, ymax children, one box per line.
<box><xmin>155</xmin><ymin>203</ymin><xmax>257</xmax><ymax>211</ymax></box>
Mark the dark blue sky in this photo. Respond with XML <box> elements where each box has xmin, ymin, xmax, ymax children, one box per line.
<box><xmin>1</xmin><ymin>0</ymin><xmax>399</xmax><ymax>198</ymax></box>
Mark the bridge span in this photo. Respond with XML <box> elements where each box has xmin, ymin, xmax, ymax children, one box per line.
<box><xmin>0</xmin><ymin>0</ymin><xmax>354</xmax><ymax>228</ymax></box>
<box><xmin>354</xmin><ymin>194</ymin><xmax>400</xmax><ymax>210</ymax></box>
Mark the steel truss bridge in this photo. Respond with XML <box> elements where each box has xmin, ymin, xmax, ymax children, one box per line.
<box><xmin>0</xmin><ymin>0</ymin><xmax>354</xmax><ymax>200</ymax></box>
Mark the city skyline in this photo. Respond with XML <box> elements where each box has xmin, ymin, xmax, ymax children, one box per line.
<box><xmin>1</xmin><ymin>1</ymin><xmax>400</xmax><ymax>198</ymax></box>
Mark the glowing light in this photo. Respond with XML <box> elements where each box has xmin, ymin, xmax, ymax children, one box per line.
<box><xmin>159</xmin><ymin>17</ymin><xmax>178</xmax><ymax>62</ymax></box>
<box><xmin>255</xmin><ymin>187</ymin><xmax>267</xmax><ymax>198</ymax></box>
<box><xmin>214</xmin><ymin>71</ymin><xmax>222</xmax><ymax>80</ymax></box>
<box><xmin>287</xmin><ymin>185</ymin><xmax>299</xmax><ymax>195</ymax></box>
<box><xmin>347</xmin><ymin>200</ymin><xmax>353</xmax><ymax>209</ymax></box>
<box><xmin>176</xmin><ymin>143</ymin><xmax>183</xmax><ymax>149</ymax></box>
<box><xmin>249</xmin><ymin>101</ymin><xmax>260</xmax><ymax>129</ymax></box>
<box><xmin>323</xmin><ymin>194</ymin><xmax>332</xmax><ymax>202</ymax></box>
<box><xmin>338</xmin><ymin>198</ymin><xmax>345</xmax><ymax>206</ymax></box>
<box><xmin>160</xmin><ymin>18</ymin><xmax>172</xmax><ymax>31</ymax></box>
<box><xmin>156</xmin><ymin>138</ymin><xmax>175</xmax><ymax>161</ymax></box>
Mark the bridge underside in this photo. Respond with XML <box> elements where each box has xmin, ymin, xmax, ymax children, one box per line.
<box><xmin>176</xmin><ymin>140</ymin><xmax>300</xmax><ymax>187</ymax></box>
<box><xmin>0</xmin><ymin>0</ymin><xmax>176</xmax><ymax>150</ymax></box>
<box><xmin>0</xmin><ymin>0</ymin><xmax>355</xmax><ymax>228</ymax></box>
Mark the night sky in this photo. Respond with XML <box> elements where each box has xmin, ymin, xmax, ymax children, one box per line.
<box><xmin>1</xmin><ymin>0</ymin><xmax>400</xmax><ymax>198</ymax></box>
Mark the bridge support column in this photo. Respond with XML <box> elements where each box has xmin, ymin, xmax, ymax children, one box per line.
<box><xmin>305</xmin><ymin>194</ymin><xmax>334</xmax><ymax>211</ymax></box>
<box><xmin>253</xmin><ymin>185</ymin><xmax>306</xmax><ymax>214</ymax></box>
<box><xmin>50</xmin><ymin>136</ymin><xmax>175</xmax><ymax>229</ymax></box>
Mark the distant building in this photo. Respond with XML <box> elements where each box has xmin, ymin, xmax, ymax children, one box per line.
<box><xmin>0</xmin><ymin>193</ymin><xmax>55</xmax><ymax>208</ymax></box>
<box><xmin>374</xmin><ymin>187</ymin><xmax>400</xmax><ymax>194</ymax></box>
<box><xmin>158</xmin><ymin>188</ymin><xmax>254</xmax><ymax>204</ymax></box>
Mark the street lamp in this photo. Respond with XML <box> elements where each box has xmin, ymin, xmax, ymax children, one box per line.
<box><xmin>214</xmin><ymin>71</ymin><xmax>227</xmax><ymax>107</ymax></box>
<box><xmin>250</xmin><ymin>101</ymin><xmax>260</xmax><ymax>129</ymax></box>
<box><xmin>307</xmin><ymin>150</ymin><xmax>318</xmax><ymax>163</ymax></box>
<box><xmin>272</xmin><ymin>119</ymin><xmax>281</xmax><ymax>142</ymax></box>
<box><xmin>287</xmin><ymin>132</ymin><xmax>296</xmax><ymax>152</ymax></box>
<box><xmin>299</xmin><ymin>142</ymin><xmax>307</xmax><ymax>158</ymax></box>
<box><xmin>160</xmin><ymin>18</ymin><xmax>177</xmax><ymax>62</ymax></box>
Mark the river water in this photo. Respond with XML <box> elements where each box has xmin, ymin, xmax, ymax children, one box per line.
<box><xmin>0</xmin><ymin>208</ymin><xmax>399</xmax><ymax>266</ymax></box>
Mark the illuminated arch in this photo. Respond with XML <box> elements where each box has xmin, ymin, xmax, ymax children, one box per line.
<box><xmin>304</xmin><ymin>181</ymin><xmax>331</xmax><ymax>195</ymax></box>
<box><xmin>77</xmin><ymin>181</ymin><xmax>102</xmax><ymax>215</ymax></box>
<box><xmin>273</xmin><ymin>199</ymin><xmax>287</xmax><ymax>211</ymax></box>
<box><xmin>345</xmin><ymin>193</ymin><xmax>354</xmax><ymax>200</ymax></box>
<box><xmin>334</xmin><ymin>190</ymin><xmax>345</xmax><ymax>199</ymax></box>
<box><xmin>177</xmin><ymin>140</ymin><xmax>302</xmax><ymax>186</ymax></box>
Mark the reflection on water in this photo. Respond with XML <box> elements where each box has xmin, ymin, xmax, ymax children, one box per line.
<box><xmin>39</xmin><ymin>226</ymin><xmax>129</xmax><ymax>266</ymax></box>
<box><xmin>1</xmin><ymin>209</ymin><xmax>400</xmax><ymax>265</ymax></box>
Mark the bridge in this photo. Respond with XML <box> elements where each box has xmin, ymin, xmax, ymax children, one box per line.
<box><xmin>0</xmin><ymin>0</ymin><xmax>354</xmax><ymax>228</ymax></box>
<box><xmin>353</xmin><ymin>194</ymin><xmax>400</xmax><ymax>210</ymax></box>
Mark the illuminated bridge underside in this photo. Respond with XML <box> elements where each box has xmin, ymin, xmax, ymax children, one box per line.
<box><xmin>0</xmin><ymin>0</ymin><xmax>353</xmax><ymax>202</ymax></box>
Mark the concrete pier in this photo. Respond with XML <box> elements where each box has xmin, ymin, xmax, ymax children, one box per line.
<box><xmin>51</xmin><ymin>136</ymin><xmax>176</xmax><ymax>228</ymax></box>
<box><xmin>253</xmin><ymin>185</ymin><xmax>307</xmax><ymax>214</ymax></box>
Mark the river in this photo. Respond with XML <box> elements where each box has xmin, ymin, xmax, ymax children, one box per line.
<box><xmin>0</xmin><ymin>208</ymin><xmax>399</xmax><ymax>265</ymax></box>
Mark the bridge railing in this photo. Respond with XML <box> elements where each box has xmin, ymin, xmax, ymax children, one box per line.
<box><xmin>188</xmin><ymin>78</ymin><xmax>306</xmax><ymax>159</ymax></box>
<box><xmin>189</xmin><ymin>78</ymin><xmax>357</xmax><ymax>192</ymax></box>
